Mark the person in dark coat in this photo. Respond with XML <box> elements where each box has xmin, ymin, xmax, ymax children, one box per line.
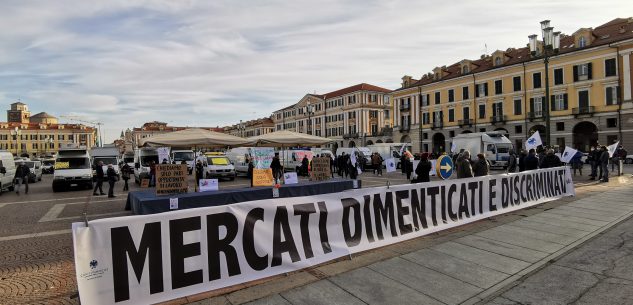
<box><xmin>540</xmin><ymin>149</ymin><xmax>562</xmax><ymax>168</ymax></box>
<box><xmin>120</xmin><ymin>162</ymin><xmax>131</xmax><ymax>191</ymax></box>
<box><xmin>413</xmin><ymin>153</ymin><xmax>432</xmax><ymax>183</ymax></box>
<box><xmin>473</xmin><ymin>154</ymin><xmax>490</xmax><ymax>177</ymax></box>
<box><xmin>301</xmin><ymin>156</ymin><xmax>309</xmax><ymax>176</ymax></box>
<box><xmin>149</xmin><ymin>160</ymin><xmax>157</xmax><ymax>187</ymax></box>
<box><xmin>106</xmin><ymin>164</ymin><xmax>117</xmax><ymax>198</ymax></box>
<box><xmin>571</xmin><ymin>151</ymin><xmax>583</xmax><ymax>176</ymax></box>
<box><xmin>524</xmin><ymin>149</ymin><xmax>539</xmax><ymax>171</ymax></box>
<box><xmin>599</xmin><ymin>145</ymin><xmax>610</xmax><ymax>182</ymax></box>
<box><xmin>270</xmin><ymin>153</ymin><xmax>282</xmax><ymax>183</ymax></box>
<box><xmin>195</xmin><ymin>160</ymin><xmax>204</xmax><ymax>189</ymax></box>
<box><xmin>14</xmin><ymin>161</ymin><xmax>29</xmax><ymax>195</ymax></box>
<box><xmin>507</xmin><ymin>150</ymin><xmax>517</xmax><ymax>173</ymax></box>
<box><xmin>93</xmin><ymin>161</ymin><xmax>105</xmax><ymax>196</ymax></box>
<box><xmin>589</xmin><ymin>145</ymin><xmax>602</xmax><ymax>180</ymax></box>
<box><xmin>518</xmin><ymin>150</ymin><xmax>527</xmax><ymax>172</ymax></box>
<box><xmin>456</xmin><ymin>151</ymin><xmax>474</xmax><ymax>178</ymax></box>
<box><xmin>246</xmin><ymin>157</ymin><xmax>254</xmax><ymax>185</ymax></box>
<box><xmin>400</xmin><ymin>154</ymin><xmax>407</xmax><ymax>174</ymax></box>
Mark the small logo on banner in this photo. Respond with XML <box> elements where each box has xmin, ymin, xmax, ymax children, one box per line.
<box><xmin>90</xmin><ymin>260</ymin><xmax>98</xmax><ymax>269</ymax></box>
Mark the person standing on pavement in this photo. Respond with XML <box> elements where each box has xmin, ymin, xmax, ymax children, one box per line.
<box><xmin>270</xmin><ymin>153</ymin><xmax>282</xmax><ymax>183</ymax></box>
<box><xmin>106</xmin><ymin>164</ymin><xmax>117</xmax><ymax>198</ymax></box>
<box><xmin>518</xmin><ymin>149</ymin><xmax>527</xmax><ymax>172</ymax></box>
<box><xmin>93</xmin><ymin>160</ymin><xmax>105</xmax><ymax>196</ymax></box>
<box><xmin>413</xmin><ymin>153</ymin><xmax>432</xmax><ymax>183</ymax></box>
<box><xmin>615</xmin><ymin>145</ymin><xmax>627</xmax><ymax>176</ymax></box>
<box><xmin>599</xmin><ymin>145</ymin><xmax>610</xmax><ymax>182</ymax></box>
<box><xmin>571</xmin><ymin>151</ymin><xmax>584</xmax><ymax>176</ymax></box>
<box><xmin>195</xmin><ymin>160</ymin><xmax>204</xmax><ymax>189</ymax></box>
<box><xmin>149</xmin><ymin>160</ymin><xmax>157</xmax><ymax>186</ymax></box>
<box><xmin>14</xmin><ymin>161</ymin><xmax>29</xmax><ymax>195</ymax></box>
<box><xmin>524</xmin><ymin>149</ymin><xmax>539</xmax><ymax>171</ymax></box>
<box><xmin>120</xmin><ymin>162</ymin><xmax>131</xmax><ymax>191</ymax></box>
<box><xmin>589</xmin><ymin>145</ymin><xmax>602</xmax><ymax>180</ymax></box>
<box><xmin>507</xmin><ymin>150</ymin><xmax>517</xmax><ymax>173</ymax></box>
<box><xmin>540</xmin><ymin>149</ymin><xmax>562</xmax><ymax>168</ymax></box>
<box><xmin>456</xmin><ymin>150</ymin><xmax>474</xmax><ymax>178</ymax></box>
<box><xmin>473</xmin><ymin>154</ymin><xmax>490</xmax><ymax>177</ymax></box>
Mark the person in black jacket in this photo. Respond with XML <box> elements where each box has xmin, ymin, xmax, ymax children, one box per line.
<box><xmin>93</xmin><ymin>161</ymin><xmax>105</xmax><ymax>196</ymax></box>
<box><xmin>106</xmin><ymin>164</ymin><xmax>117</xmax><ymax>198</ymax></box>
<box><xmin>120</xmin><ymin>162</ymin><xmax>131</xmax><ymax>191</ymax></box>
<box><xmin>270</xmin><ymin>153</ymin><xmax>282</xmax><ymax>183</ymax></box>
<box><xmin>540</xmin><ymin>149</ymin><xmax>562</xmax><ymax>168</ymax></box>
<box><xmin>507</xmin><ymin>150</ymin><xmax>517</xmax><ymax>173</ymax></box>
<box><xmin>14</xmin><ymin>161</ymin><xmax>29</xmax><ymax>195</ymax></box>
<box><xmin>518</xmin><ymin>150</ymin><xmax>527</xmax><ymax>172</ymax></box>
<box><xmin>599</xmin><ymin>145</ymin><xmax>610</xmax><ymax>182</ymax></box>
<box><xmin>413</xmin><ymin>153</ymin><xmax>432</xmax><ymax>183</ymax></box>
<box><xmin>523</xmin><ymin>149</ymin><xmax>539</xmax><ymax>171</ymax></box>
<box><xmin>473</xmin><ymin>154</ymin><xmax>490</xmax><ymax>177</ymax></box>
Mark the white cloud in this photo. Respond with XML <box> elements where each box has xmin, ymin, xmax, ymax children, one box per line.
<box><xmin>0</xmin><ymin>0</ymin><xmax>630</xmax><ymax>142</ymax></box>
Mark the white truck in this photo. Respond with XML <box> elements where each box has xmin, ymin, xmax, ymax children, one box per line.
<box><xmin>171</xmin><ymin>149</ymin><xmax>195</xmax><ymax>174</ymax></box>
<box><xmin>0</xmin><ymin>151</ymin><xmax>16</xmax><ymax>193</ymax></box>
<box><xmin>451</xmin><ymin>132</ymin><xmax>513</xmax><ymax>169</ymax></box>
<box><xmin>134</xmin><ymin>147</ymin><xmax>159</xmax><ymax>184</ymax></box>
<box><xmin>336</xmin><ymin>147</ymin><xmax>372</xmax><ymax>170</ymax></box>
<box><xmin>225</xmin><ymin>147</ymin><xmax>255</xmax><ymax>176</ymax></box>
<box><xmin>367</xmin><ymin>143</ymin><xmax>411</xmax><ymax>168</ymax></box>
<box><xmin>90</xmin><ymin>147</ymin><xmax>121</xmax><ymax>180</ymax></box>
<box><xmin>53</xmin><ymin>147</ymin><xmax>93</xmax><ymax>192</ymax></box>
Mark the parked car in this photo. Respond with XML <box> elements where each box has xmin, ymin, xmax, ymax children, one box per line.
<box><xmin>205</xmin><ymin>155</ymin><xmax>236</xmax><ymax>180</ymax></box>
<box><xmin>25</xmin><ymin>160</ymin><xmax>43</xmax><ymax>183</ymax></box>
<box><xmin>0</xmin><ymin>151</ymin><xmax>17</xmax><ymax>193</ymax></box>
<box><xmin>41</xmin><ymin>158</ymin><xmax>55</xmax><ymax>174</ymax></box>
<box><xmin>626</xmin><ymin>154</ymin><xmax>633</xmax><ymax>164</ymax></box>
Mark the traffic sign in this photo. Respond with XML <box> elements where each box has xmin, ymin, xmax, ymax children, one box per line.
<box><xmin>435</xmin><ymin>155</ymin><xmax>454</xmax><ymax>180</ymax></box>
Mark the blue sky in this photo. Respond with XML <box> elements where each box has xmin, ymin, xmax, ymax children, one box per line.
<box><xmin>0</xmin><ymin>0</ymin><xmax>630</xmax><ymax>142</ymax></box>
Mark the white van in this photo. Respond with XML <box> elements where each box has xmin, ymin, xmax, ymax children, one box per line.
<box><xmin>0</xmin><ymin>151</ymin><xmax>16</xmax><ymax>193</ymax></box>
<box><xmin>367</xmin><ymin>143</ymin><xmax>412</xmax><ymax>168</ymax></box>
<box><xmin>25</xmin><ymin>160</ymin><xmax>43</xmax><ymax>183</ymax></box>
<box><xmin>451</xmin><ymin>132</ymin><xmax>513</xmax><ymax>169</ymax></box>
<box><xmin>279</xmin><ymin>150</ymin><xmax>313</xmax><ymax>172</ymax></box>
<box><xmin>225</xmin><ymin>147</ymin><xmax>254</xmax><ymax>175</ymax></box>
<box><xmin>205</xmin><ymin>155</ymin><xmax>236</xmax><ymax>180</ymax></box>
<box><xmin>311</xmin><ymin>148</ymin><xmax>334</xmax><ymax>160</ymax></box>
<box><xmin>134</xmin><ymin>148</ymin><xmax>159</xmax><ymax>184</ymax></box>
<box><xmin>53</xmin><ymin>148</ymin><xmax>93</xmax><ymax>192</ymax></box>
<box><xmin>171</xmin><ymin>149</ymin><xmax>195</xmax><ymax>174</ymax></box>
<box><xmin>336</xmin><ymin>147</ymin><xmax>372</xmax><ymax>169</ymax></box>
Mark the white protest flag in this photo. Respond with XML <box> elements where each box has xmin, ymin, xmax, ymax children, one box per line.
<box><xmin>350</xmin><ymin>152</ymin><xmax>357</xmax><ymax>166</ymax></box>
<box><xmin>560</xmin><ymin>146</ymin><xmax>578</xmax><ymax>163</ymax></box>
<box><xmin>385</xmin><ymin>158</ymin><xmax>397</xmax><ymax>172</ymax></box>
<box><xmin>525</xmin><ymin>131</ymin><xmax>542</xmax><ymax>150</ymax></box>
<box><xmin>450</xmin><ymin>142</ymin><xmax>457</xmax><ymax>153</ymax></box>
<box><xmin>607</xmin><ymin>141</ymin><xmax>619</xmax><ymax>158</ymax></box>
<box><xmin>399</xmin><ymin>144</ymin><xmax>407</xmax><ymax>155</ymax></box>
<box><xmin>157</xmin><ymin>147</ymin><xmax>170</xmax><ymax>164</ymax></box>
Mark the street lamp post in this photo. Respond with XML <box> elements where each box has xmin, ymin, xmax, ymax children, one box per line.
<box><xmin>11</xmin><ymin>127</ymin><xmax>21</xmax><ymax>156</ymax></box>
<box><xmin>304</xmin><ymin>102</ymin><xmax>315</xmax><ymax>135</ymax></box>
<box><xmin>529</xmin><ymin>20</ymin><xmax>560</xmax><ymax>147</ymax></box>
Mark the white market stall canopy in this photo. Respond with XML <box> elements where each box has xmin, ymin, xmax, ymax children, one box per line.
<box><xmin>247</xmin><ymin>130</ymin><xmax>333</xmax><ymax>147</ymax></box>
<box><xmin>139</xmin><ymin>128</ymin><xmax>254</xmax><ymax>148</ymax></box>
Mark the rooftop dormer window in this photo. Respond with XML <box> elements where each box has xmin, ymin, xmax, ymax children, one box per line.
<box><xmin>578</xmin><ymin>36</ymin><xmax>587</xmax><ymax>48</ymax></box>
<box><xmin>462</xmin><ymin>66</ymin><xmax>469</xmax><ymax>74</ymax></box>
<box><xmin>495</xmin><ymin>57</ymin><xmax>502</xmax><ymax>66</ymax></box>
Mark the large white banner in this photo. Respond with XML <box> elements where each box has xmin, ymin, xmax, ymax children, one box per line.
<box><xmin>73</xmin><ymin>167</ymin><xmax>575</xmax><ymax>305</ymax></box>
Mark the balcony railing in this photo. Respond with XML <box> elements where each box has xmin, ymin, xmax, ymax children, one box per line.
<box><xmin>458</xmin><ymin>119</ymin><xmax>473</xmax><ymax>127</ymax></box>
<box><xmin>343</xmin><ymin>133</ymin><xmax>359</xmax><ymax>139</ymax></box>
<box><xmin>399</xmin><ymin>125</ymin><xmax>410</xmax><ymax>132</ymax></box>
<box><xmin>371</xmin><ymin>127</ymin><xmax>393</xmax><ymax>137</ymax></box>
<box><xmin>527</xmin><ymin>111</ymin><xmax>544</xmax><ymax>121</ymax></box>
<box><xmin>490</xmin><ymin>115</ymin><xmax>507</xmax><ymax>124</ymax></box>
<box><xmin>572</xmin><ymin>106</ymin><xmax>595</xmax><ymax>116</ymax></box>
<box><xmin>399</xmin><ymin>104</ymin><xmax>410</xmax><ymax>111</ymax></box>
<box><xmin>431</xmin><ymin>121</ymin><xmax>443</xmax><ymax>130</ymax></box>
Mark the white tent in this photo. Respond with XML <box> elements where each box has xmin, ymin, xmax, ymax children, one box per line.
<box><xmin>247</xmin><ymin>130</ymin><xmax>333</xmax><ymax>147</ymax></box>
<box><xmin>139</xmin><ymin>128</ymin><xmax>254</xmax><ymax>148</ymax></box>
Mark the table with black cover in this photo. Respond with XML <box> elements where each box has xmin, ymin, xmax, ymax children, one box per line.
<box><xmin>125</xmin><ymin>178</ymin><xmax>361</xmax><ymax>215</ymax></box>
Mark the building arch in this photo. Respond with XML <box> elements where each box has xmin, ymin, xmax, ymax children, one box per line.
<box><xmin>385</xmin><ymin>138</ymin><xmax>393</xmax><ymax>143</ymax></box>
<box><xmin>529</xmin><ymin>124</ymin><xmax>546</xmax><ymax>136</ymax></box>
<box><xmin>400</xmin><ymin>135</ymin><xmax>411</xmax><ymax>143</ymax></box>
<box><xmin>365</xmin><ymin>140</ymin><xmax>374</xmax><ymax>146</ymax></box>
<box><xmin>572</xmin><ymin>121</ymin><xmax>598</xmax><ymax>152</ymax></box>
<box><xmin>462</xmin><ymin>130</ymin><xmax>473</xmax><ymax>134</ymax></box>
<box><xmin>376</xmin><ymin>139</ymin><xmax>384</xmax><ymax>144</ymax></box>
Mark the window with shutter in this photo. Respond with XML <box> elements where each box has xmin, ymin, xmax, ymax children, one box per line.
<box><xmin>463</xmin><ymin>107</ymin><xmax>470</xmax><ymax>120</ymax></box>
<box><xmin>513</xmin><ymin>76</ymin><xmax>521</xmax><ymax>91</ymax></box>
<box><xmin>514</xmin><ymin>99</ymin><xmax>522</xmax><ymax>115</ymax></box>
<box><xmin>484</xmin><ymin>83</ymin><xmax>489</xmax><ymax>96</ymax></box>
<box><xmin>606</xmin><ymin>87</ymin><xmax>616</xmax><ymax>105</ymax></box>
<box><xmin>448</xmin><ymin>109</ymin><xmax>455</xmax><ymax>122</ymax></box>
<box><xmin>462</xmin><ymin>86</ymin><xmax>469</xmax><ymax>100</ymax></box>
<box><xmin>478</xmin><ymin>104</ymin><xmax>486</xmax><ymax>119</ymax></box>
<box><xmin>533</xmin><ymin>72</ymin><xmax>542</xmax><ymax>88</ymax></box>
<box><xmin>435</xmin><ymin>92</ymin><xmax>440</xmax><ymax>104</ymax></box>
<box><xmin>605</xmin><ymin>58</ymin><xmax>617</xmax><ymax>77</ymax></box>
<box><xmin>448</xmin><ymin>89</ymin><xmax>454</xmax><ymax>102</ymax></box>
<box><xmin>554</xmin><ymin>69</ymin><xmax>563</xmax><ymax>85</ymax></box>
<box><xmin>495</xmin><ymin>80</ymin><xmax>502</xmax><ymax>95</ymax></box>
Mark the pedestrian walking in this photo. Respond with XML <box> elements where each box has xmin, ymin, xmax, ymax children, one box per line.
<box><xmin>599</xmin><ymin>145</ymin><xmax>609</xmax><ymax>182</ymax></box>
<box><xmin>507</xmin><ymin>150</ymin><xmax>517</xmax><ymax>173</ymax></box>
<box><xmin>524</xmin><ymin>149</ymin><xmax>539</xmax><ymax>171</ymax></box>
<box><xmin>93</xmin><ymin>161</ymin><xmax>105</xmax><ymax>196</ymax></box>
<box><xmin>473</xmin><ymin>154</ymin><xmax>490</xmax><ymax>177</ymax></box>
<box><xmin>540</xmin><ymin>149</ymin><xmax>562</xmax><ymax>168</ymax></box>
<box><xmin>14</xmin><ymin>161</ymin><xmax>29</xmax><ymax>195</ymax></box>
<box><xmin>120</xmin><ymin>162</ymin><xmax>131</xmax><ymax>191</ymax></box>
<box><xmin>106</xmin><ymin>164</ymin><xmax>117</xmax><ymax>198</ymax></box>
<box><xmin>456</xmin><ymin>150</ymin><xmax>474</xmax><ymax>178</ymax></box>
<box><xmin>413</xmin><ymin>153</ymin><xmax>432</xmax><ymax>183</ymax></box>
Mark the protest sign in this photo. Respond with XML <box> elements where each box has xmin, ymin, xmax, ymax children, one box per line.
<box><xmin>310</xmin><ymin>157</ymin><xmax>331</xmax><ymax>181</ymax></box>
<box><xmin>73</xmin><ymin>167</ymin><xmax>575</xmax><ymax>305</ymax></box>
<box><xmin>283</xmin><ymin>172</ymin><xmax>298</xmax><ymax>184</ymax></box>
<box><xmin>252</xmin><ymin>148</ymin><xmax>275</xmax><ymax>186</ymax></box>
<box><xmin>385</xmin><ymin>158</ymin><xmax>396</xmax><ymax>172</ymax></box>
<box><xmin>157</xmin><ymin>147</ymin><xmax>170</xmax><ymax>164</ymax></box>
<box><xmin>155</xmin><ymin>164</ymin><xmax>188</xmax><ymax>195</ymax></box>
<box><xmin>199</xmin><ymin>179</ymin><xmax>219</xmax><ymax>192</ymax></box>
<box><xmin>253</xmin><ymin>169</ymin><xmax>274</xmax><ymax>186</ymax></box>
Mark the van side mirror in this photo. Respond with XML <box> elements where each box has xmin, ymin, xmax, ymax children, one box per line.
<box><xmin>0</xmin><ymin>167</ymin><xmax>5</xmax><ymax>174</ymax></box>
<box><xmin>135</xmin><ymin>163</ymin><xmax>140</xmax><ymax>169</ymax></box>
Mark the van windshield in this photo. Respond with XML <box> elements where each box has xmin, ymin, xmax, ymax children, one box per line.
<box><xmin>94</xmin><ymin>157</ymin><xmax>118</xmax><ymax>166</ymax></box>
<box><xmin>173</xmin><ymin>152</ymin><xmax>194</xmax><ymax>161</ymax></box>
<box><xmin>496</xmin><ymin>145</ymin><xmax>512</xmax><ymax>154</ymax></box>
<box><xmin>56</xmin><ymin>158</ymin><xmax>90</xmax><ymax>169</ymax></box>
<box><xmin>140</xmin><ymin>156</ymin><xmax>159</xmax><ymax>166</ymax></box>
<box><xmin>43</xmin><ymin>160</ymin><xmax>55</xmax><ymax>166</ymax></box>
<box><xmin>25</xmin><ymin>161</ymin><xmax>36</xmax><ymax>168</ymax></box>
<box><xmin>208</xmin><ymin>157</ymin><xmax>230</xmax><ymax>165</ymax></box>
<box><xmin>124</xmin><ymin>157</ymin><xmax>134</xmax><ymax>163</ymax></box>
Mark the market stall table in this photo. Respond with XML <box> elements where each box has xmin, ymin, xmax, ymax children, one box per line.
<box><xmin>125</xmin><ymin>178</ymin><xmax>361</xmax><ymax>215</ymax></box>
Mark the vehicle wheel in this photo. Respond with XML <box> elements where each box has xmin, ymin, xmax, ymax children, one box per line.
<box><xmin>53</xmin><ymin>185</ymin><xmax>60</xmax><ymax>192</ymax></box>
<box><xmin>38</xmin><ymin>177</ymin><xmax>42</xmax><ymax>181</ymax></box>
<box><xmin>8</xmin><ymin>184</ymin><xmax>14</xmax><ymax>191</ymax></box>
<box><xmin>229</xmin><ymin>177</ymin><xmax>235</xmax><ymax>181</ymax></box>
<box><xmin>626</xmin><ymin>158</ymin><xmax>633</xmax><ymax>164</ymax></box>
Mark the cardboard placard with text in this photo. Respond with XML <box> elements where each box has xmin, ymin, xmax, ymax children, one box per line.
<box><xmin>310</xmin><ymin>157</ymin><xmax>331</xmax><ymax>181</ymax></box>
<box><xmin>253</xmin><ymin>168</ymin><xmax>274</xmax><ymax>186</ymax></box>
<box><xmin>155</xmin><ymin>164</ymin><xmax>188</xmax><ymax>195</ymax></box>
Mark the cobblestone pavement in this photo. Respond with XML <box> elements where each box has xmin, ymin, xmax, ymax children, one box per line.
<box><xmin>0</xmin><ymin>167</ymin><xmax>631</xmax><ymax>305</ymax></box>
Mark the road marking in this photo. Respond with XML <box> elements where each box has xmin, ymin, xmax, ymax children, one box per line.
<box><xmin>0</xmin><ymin>193</ymin><xmax>128</xmax><ymax>205</ymax></box>
<box><xmin>39</xmin><ymin>204</ymin><xmax>66</xmax><ymax>222</ymax></box>
<box><xmin>0</xmin><ymin>229</ymin><xmax>72</xmax><ymax>242</ymax></box>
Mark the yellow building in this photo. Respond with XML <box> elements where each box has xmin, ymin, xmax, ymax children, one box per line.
<box><xmin>392</xmin><ymin>17</ymin><xmax>633</xmax><ymax>154</ymax></box>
